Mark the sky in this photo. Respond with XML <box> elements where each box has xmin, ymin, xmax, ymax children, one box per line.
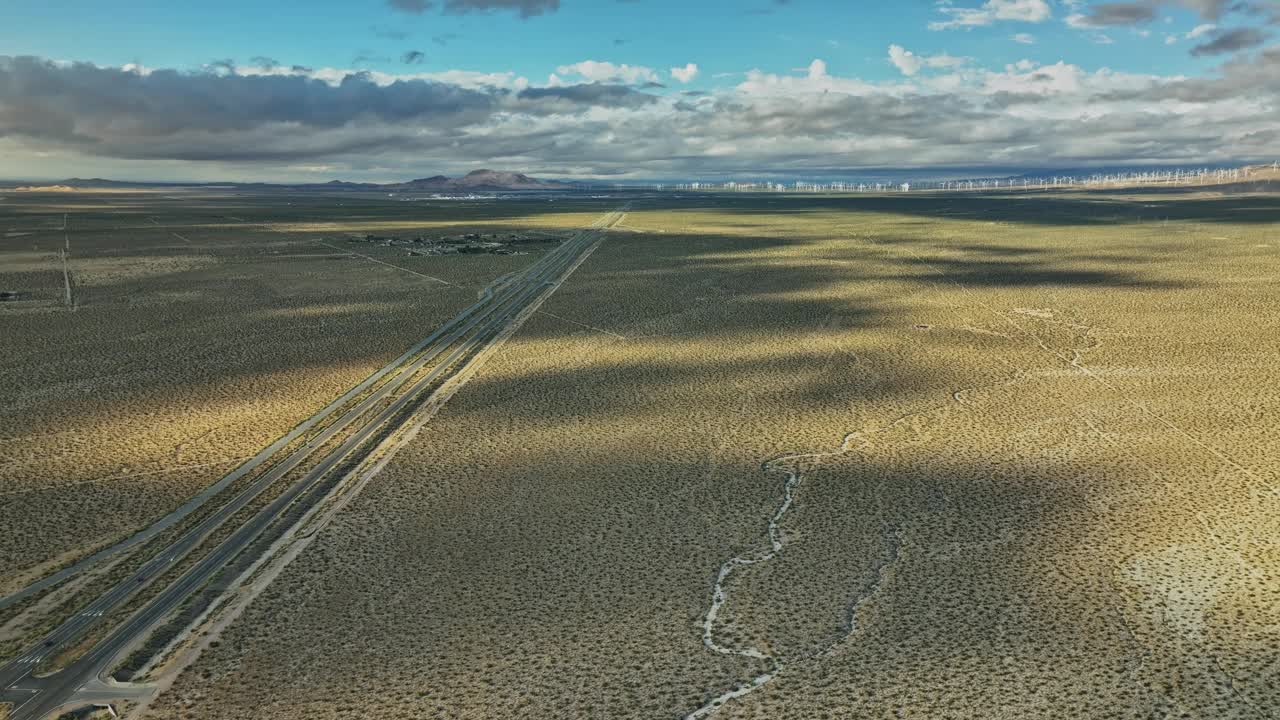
<box><xmin>0</xmin><ymin>0</ymin><xmax>1277</xmax><ymax>182</ymax></box>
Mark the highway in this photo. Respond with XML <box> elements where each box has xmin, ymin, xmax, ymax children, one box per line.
<box><xmin>0</xmin><ymin>205</ymin><xmax>626</xmax><ymax>720</ymax></box>
<box><xmin>0</xmin><ymin>226</ymin><xmax>548</xmax><ymax>611</ymax></box>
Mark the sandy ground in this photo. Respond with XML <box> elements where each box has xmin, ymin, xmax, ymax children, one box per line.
<box><xmin>29</xmin><ymin>189</ymin><xmax>1280</xmax><ymax>719</ymax></box>
<box><xmin>0</xmin><ymin>192</ymin><xmax>610</xmax><ymax>586</ymax></box>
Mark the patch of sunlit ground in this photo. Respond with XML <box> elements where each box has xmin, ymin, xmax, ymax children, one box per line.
<box><xmin>148</xmin><ymin>188</ymin><xmax>1278</xmax><ymax>718</ymax></box>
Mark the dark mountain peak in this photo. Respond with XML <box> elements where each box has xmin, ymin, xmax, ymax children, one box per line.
<box><xmin>391</xmin><ymin>169</ymin><xmax>568</xmax><ymax>191</ymax></box>
<box><xmin>454</xmin><ymin>169</ymin><xmax>558</xmax><ymax>189</ymax></box>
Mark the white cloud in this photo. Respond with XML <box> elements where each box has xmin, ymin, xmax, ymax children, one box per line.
<box><xmin>931</xmin><ymin>0</ymin><xmax>1052</xmax><ymax>30</ymax></box>
<box><xmin>888</xmin><ymin>44</ymin><xmax>970</xmax><ymax>77</ymax></box>
<box><xmin>1065</xmin><ymin>13</ymin><xmax>1091</xmax><ymax>29</ymax></box>
<box><xmin>1013</xmin><ymin>32</ymin><xmax>1036</xmax><ymax>44</ymax></box>
<box><xmin>554</xmin><ymin>60</ymin><xmax>658</xmax><ymax>85</ymax></box>
<box><xmin>1186</xmin><ymin>23</ymin><xmax>1217</xmax><ymax>39</ymax></box>
<box><xmin>3</xmin><ymin>48</ymin><xmax>1274</xmax><ymax>182</ymax></box>
<box><xmin>888</xmin><ymin>45</ymin><xmax>923</xmax><ymax>75</ymax></box>
<box><xmin>670</xmin><ymin>63</ymin><xmax>699</xmax><ymax>83</ymax></box>
<box><xmin>737</xmin><ymin>58</ymin><xmax>889</xmax><ymax>97</ymax></box>
<box><xmin>238</xmin><ymin>64</ymin><xmax>530</xmax><ymax>90</ymax></box>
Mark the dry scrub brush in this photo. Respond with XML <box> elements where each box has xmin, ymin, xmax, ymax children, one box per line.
<box><xmin>107</xmin><ymin>189</ymin><xmax>1280</xmax><ymax>718</ymax></box>
<box><xmin>0</xmin><ymin>192</ymin><xmax>614</xmax><ymax>588</ymax></box>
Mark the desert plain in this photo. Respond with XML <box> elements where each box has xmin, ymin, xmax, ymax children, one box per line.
<box><xmin>2</xmin><ymin>183</ymin><xmax>1278</xmax><ymax>719</ymax></box>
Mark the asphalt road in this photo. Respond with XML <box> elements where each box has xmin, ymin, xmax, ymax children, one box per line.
<box><xmin>0</xmin><ymin>206</ymin><xmax>626</xmax><ymax>720</ymax></box>
<box><xmin>1</xmin><ymin>255</ymin><xmax>506</xmax><ymax>611</ymax></box>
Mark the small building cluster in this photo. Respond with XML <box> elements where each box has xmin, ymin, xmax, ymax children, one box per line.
<box><xmin>340</xmin><ymin>231</ymin><xmax>564</xmax><ymax>257</ymax></box>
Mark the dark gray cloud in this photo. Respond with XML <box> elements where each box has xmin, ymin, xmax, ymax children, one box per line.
<box><xmin>1191</xmin><ymin>26</ymin><xmax>1271</xmax><ymax>54</ymax></box>
<box><xmin>1179</xmin><ymin>0</ymin><xmax>1239</xmax><ymax>18</ymax></box>
<box><xmin>1101</xmin><ymin>45</ymin><xmax>1280</xmax><ymax>102</ymax></box>
<box><xmin>387</xmin><ymin>0</ymin><xmax>559</xmax><ymax>17</ymax></box>
<box><xmin>516</xmin><ymin>83</ymin><xmax>658</xmax><ymax>109</ymax></box>
<box><xmin>0</xmin><ymin>57</ymin><xmax>665</xmax><ymax>166</ymax></box>
<box><xmin>387</xmin><ymin>0</ymin><xmax>430</xmax><ymax>12</ymax></box>
<box><xmin>0</xmin><ymin>56</ymin><xmax>495</xmax><ymax>143</ymax></box>
<box><xmin>402</xmin><ymin>50</ymin><xmax>427</xmax><ymax>64</ymax></box>
<box><xmin>1076</xmin><ymin>2</ymin><xmax>1160</xmax><ymax>25</ymax></box>
<box><xmin>984</xmin><ymin>91</ymin><xmax>1052</xmax><ymax>108</ymax></box>
<box><xmin>1072</xmin><ymin>0</ymin><xmax>1272</xmax><ymax>26</ymax></box>
<box><xmin>206</xmin><ymin>58</ymin><xmax>236</xmax><ymax>74</ymax></box>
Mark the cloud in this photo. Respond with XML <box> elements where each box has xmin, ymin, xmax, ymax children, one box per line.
<box><xmin>0</xmin><ymin>56</ymin><xmax>494</xmax><ymax>129</ymax></box>
<box><xmin>402</xmin><ymin>50</ymin><xmax>426</xmax><ymax>64</ymax></box>
<box><xmin>387</xmin><ymin>0</ymin><xmax>559</xmax><ymax>17</ymax></box>
<box><xmin>1186</xmin><ymin>23</ymin><xmax>1218</xmax><ymax>38</ymax></box>
<box><xmin>1013</xmin><ymin>32</ymin><xmax>1037</xmax><ymax>43</ymax></box>
<box><xmin>1190</xmin><ymin>26</ymin><xmax>1270</xmax><ymax>54</ymax></box>
<box><xmin>1067</xmin><ymin>3</ymin><xmax>1158</xmax><ymax>27</ymax></box>
<box><xmin>888</xmin><ymin>45</ymin><xmax>923</xmax><ymax>75</ymax></box>
<box><xmin>888</xmin><ymin>45</ymin><xmax>970</xmax><ymax>76</ymax></box>
<box><xmin>931</xmin><ymin>0</ymin><xmax>1052</xmax><ymax>30</ymax></box>
<box><xmin>555</xmin><ymin>60</ymin><xmax>659</xmax><ymax>85</ymax></box>
<box><xmin>240</xmin><ymin>63</ymin><xmax>530</xmax><ymax>90</ymax></box>
<box><xmin>2</xmin><ymin>49</ymin><xmax>1279</xmax><ymax>181</ymax></box>
<box><xmin>515</xmin><ymin>82</ymin><xmax>658</xmax><ymax>109</ymax></box>
<box><xmin>670</xmin><ymin>63</ymin><xmax>699</xmax><ymax>83</ymax></box>
<box><xmin>1066</xmin><ymin>0</ymin><xmax>1272</xmax><ymax>27</ymax></box>
<box><xmin>388</xmin><ymin>0</ymin><xmax>429</xmax><ymax>12</ymax></box>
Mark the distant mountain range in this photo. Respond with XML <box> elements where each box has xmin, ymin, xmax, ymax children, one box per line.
<box><xmin>8</xmin><ymin>169</ymin><xmax>575</xmax><ymax>192</ymax></box>
<box><xmin>328</xmin><ymin>169</ymin><xmax>574</xmax><ymax>192</ymax></box>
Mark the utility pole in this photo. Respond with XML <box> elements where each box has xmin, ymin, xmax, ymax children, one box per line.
<box><xmin>60</xmin><ymin>248</ymin><xmax>73</xmax><ymax>310</ymax></box>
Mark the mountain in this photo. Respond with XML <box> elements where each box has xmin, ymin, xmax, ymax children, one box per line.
<box><xmin>11</xmin><ymin>170</ymin><xmax>576</xmax><ymax>192</ymax></box>
<box><xmin>394</xmin><ymin>170</ymin><xmax>571</xmax><ymax>191</ymax></box>
<box><xmin>401</xmin><ymin>175</ymin><xmax>451</xmax><ymax>187</ymax></box>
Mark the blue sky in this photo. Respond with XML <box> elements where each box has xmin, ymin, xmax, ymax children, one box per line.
<box><xmin>0</xmin><ymin>1</ymin><xmax>1227</xmax><ymax>84</ymax></box>
<box><xmin>0</xmin><ymin>0</ymin><xmax>1276</xmax><ymax>181</ymax></box>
